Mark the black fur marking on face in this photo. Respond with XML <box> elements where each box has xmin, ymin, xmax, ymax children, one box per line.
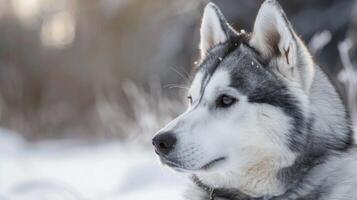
<box><xmin>186</xmin><ymin>2</ymin><xmax>356</xmax><ymax>199</ymax></box>
<box><xmin>196</xmin><ymin>35</ymin><xmax>247</xmax><ymax>105</ymax></box>
<box><xmin>226</xmin><ymin>45</ymin><xmax>307</xmax><ymax>153</ymax></box>
<box><xmin>200</xmin><ymin>39</ymin><xmax>308</xmax><ymax>154</ymax></box>
<box><xmin>196</xmin><ymin>34</ymin><xmax>307</xmax><ymax>152</ymax></box>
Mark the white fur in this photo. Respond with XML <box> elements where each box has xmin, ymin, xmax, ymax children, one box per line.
<box><xmin>189</xmin><ymin>71</ymin><xmax>204</xmax><ymax>104</ymax></box>
<box><xmin>154</xmin><ymin>1</ymin><xmax>355</xmax><ymax>199</ymax></box>
<box><xmin>250</xmin><ymin>0</ymin><xmax>315</xmax><ymax>92</ymax></box>
<box><xmin>200</xmin><ymin>3</ymin><xmax>228</xmax><ymax>57</ymax></box>
<box><xmin>160</xmin><ymin>69</ymin><xmax>297</xmax><ymax>196</ymax></box>
<box><xmin>250</xmin><ymin>0</ymin><xmax>294</xmax><ymax>60</ymax></box>
<box><xmin>195</xmin><ymin>103</ymin><xmax>296</xmax><ymax>197</ymax></box>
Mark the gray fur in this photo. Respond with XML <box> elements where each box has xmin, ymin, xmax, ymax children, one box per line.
<box><xmin>153</xmin><ymin>1</ymin><xmax>357</xmax><ymax>199</ymax></box>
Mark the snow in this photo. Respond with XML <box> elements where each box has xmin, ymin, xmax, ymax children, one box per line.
<box><xmin>0</xmin><ymin>128</ymin><xmax>188</xmax><ymax>200</ymax></box>
<box><xmin>2</xmin><ymin>124</ymin><xmax>356</xmax><ymax>200</ymax></box>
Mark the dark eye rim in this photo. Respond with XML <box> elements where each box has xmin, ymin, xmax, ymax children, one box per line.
<box><xmin>187</xmin><ymin>96</ymin><xmax>193</xmax><ymax>104</ymax></box>
<box><xmin>216</xmin><ymin>94</ymin><xmax>238</xmax><ymax>108</ymax></box>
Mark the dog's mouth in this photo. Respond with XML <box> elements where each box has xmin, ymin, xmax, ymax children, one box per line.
<box><xmin>160</xmin><ymin>156</ymin><xmax>227</xmax><ymax>171</ymax></box>
<box><xmin>200</xmin><ymin>157</ymin><xmax>226</xmax><ymax>170</ymax></box>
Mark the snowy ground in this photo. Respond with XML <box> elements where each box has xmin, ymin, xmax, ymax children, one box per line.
<box><xmin>0</xmin><ymin>128</ymin><xmax>188</xmax><ymax>200</ymax></box>
<box><xmin>2</xmin><ymin>126</ymin><xmax>356</xmax><ymax>200</ymax></box>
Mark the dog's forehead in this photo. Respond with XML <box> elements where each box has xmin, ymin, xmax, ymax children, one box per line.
<box><xmin>189</xmin><ymin>42</ymin><xmax>234</xmax><ymax>98</ymax></box>
<box><xmin>190</xmin><ymin>42</ymin><xmax>264</xmax><ymax>98</ymax></box>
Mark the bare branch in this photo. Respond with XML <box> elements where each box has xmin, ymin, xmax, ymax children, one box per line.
<box><xmin>308</xmin><ymin>30</ymin><xmax>332</xmax><ymax>55</ymax></box>
<box><xmin>338</xmin><ymin>38</ymin><xmax>357</xmax><ymax>131</ymax></box>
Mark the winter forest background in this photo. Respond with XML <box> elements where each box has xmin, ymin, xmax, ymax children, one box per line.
<box><xmin>0</xmin><ymin>0</ymin><xmax>356</xmax><ymax>199</ymax></box>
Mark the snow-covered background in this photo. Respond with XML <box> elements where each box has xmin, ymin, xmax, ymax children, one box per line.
<box><xmin>0</xmin><ymin>128</ymin><xmax>188</xmax><ymax>200</ymax></box>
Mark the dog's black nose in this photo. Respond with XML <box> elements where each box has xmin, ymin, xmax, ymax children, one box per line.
<box><xmin>152</xmin><ymin>132</ymin><xmax>177</xmax><ymax>155</ymax></box>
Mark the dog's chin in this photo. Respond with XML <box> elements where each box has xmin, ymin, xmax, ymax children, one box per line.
<box><xmin>160</xmin><ymin>156</ymin><xmax>227</xmax><ymax>172</ymax></box>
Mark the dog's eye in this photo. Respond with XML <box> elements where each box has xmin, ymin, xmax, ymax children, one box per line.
<box><xmin>216</xmin><ymin>95</ymin><xmax>237</xmax><ymax>108</ymax></box>
<box><xmin>187</xmin><ymin>96</ymin><xmax>193</xmax><ymax>105</ymax></box>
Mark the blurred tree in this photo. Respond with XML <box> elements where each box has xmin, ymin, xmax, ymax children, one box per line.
<box><xmin>0</xmin><ymin>0</ymin><xmax>355</xmax><ymax>140</ymax></box>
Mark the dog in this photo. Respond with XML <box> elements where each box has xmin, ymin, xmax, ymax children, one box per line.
<box><xmin>152</xmin><ymin>0</ymin><xmax>357</xmax><ymax>199</ymax></box>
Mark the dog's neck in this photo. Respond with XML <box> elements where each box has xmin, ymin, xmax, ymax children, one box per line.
<box><xmin>191</xmin><ymin>140</ymin><xmax>328</xmax><ymax>199</ymax></box>
<box><xmin>194</xmin><ymin>148</ymin><xmax>292</xmax><ymax>197</ymax></box>
<box><xmin>192</xmin><ymin>148</ymin><xmax>354</xmax><ymax>200</ymax></box>
<box><xmin>191</xmin><ymin>164</ymin><xmax>308</xmax><ymax>200</ymax></box>
<box><xmin>192</xmin><ymin>175</ymin><xmax>268</xmax><ymax>200</ymax></box>
<box><xmin>193</xmin><ymin>168</ymin><xmax>284</xmax><ymax>198</ymax></box>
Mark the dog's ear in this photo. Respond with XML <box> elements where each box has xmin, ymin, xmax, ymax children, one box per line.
<box><xmin>250</xmin><ymin>0</ymin><xmax>296</xmax><ymax>61</ymax></box>
<box><xmin>250</xmin><ymin>0</ymin><xmax>314</xmax><ymax>91</ymax></box>
<box><xmin>199</xmin><ymin>3</ymin><xmax>236</xmax><ymax>58</ymax></box>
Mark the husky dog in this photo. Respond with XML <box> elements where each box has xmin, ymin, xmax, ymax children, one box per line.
<box><xmin>152</xmin><ymin>0</ymin><xmax>357</xmax><ymax>199</ymax></box>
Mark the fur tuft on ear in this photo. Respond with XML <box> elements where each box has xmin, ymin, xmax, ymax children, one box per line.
<box><xmin>199</xmin><ymin>3</ymin><xmax>236</xmax><ymax>57</ymax></box>
<box><xmin>250</xmin><ymin>0</ymin><xmax>314</xmax><ymax>91</ymax></box>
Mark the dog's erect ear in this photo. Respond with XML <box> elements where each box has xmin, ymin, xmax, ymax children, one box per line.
<box><xmin>199</xmin><ymin>3</ymin><xmax>236</xmax><ymax>57</ymax></box>
<box><xmin>250</xmin><ymin>0</ymin><xmax>314</xmax><ymax>91</ymax></box>
<box><xmin>250</xmin><ymin>0</ymin><xmax>296</xmax><ymax>61</ymax></box>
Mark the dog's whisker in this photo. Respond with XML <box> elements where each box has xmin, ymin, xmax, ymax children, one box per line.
<box><xmin>163</xmin><ymin>83</ymin><xmax>189</xmax><ymax>90</ymax></box>
<box><xmin>169</xmin><ymin>66</ymin><xmax>190</xmax><ymax>82</ymax></box>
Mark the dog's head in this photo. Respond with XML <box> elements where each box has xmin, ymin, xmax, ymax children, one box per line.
<box><xmin>153</xmin><ymin>0</ymin><xmax>314</xmax><ymax>195</ymax></box>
